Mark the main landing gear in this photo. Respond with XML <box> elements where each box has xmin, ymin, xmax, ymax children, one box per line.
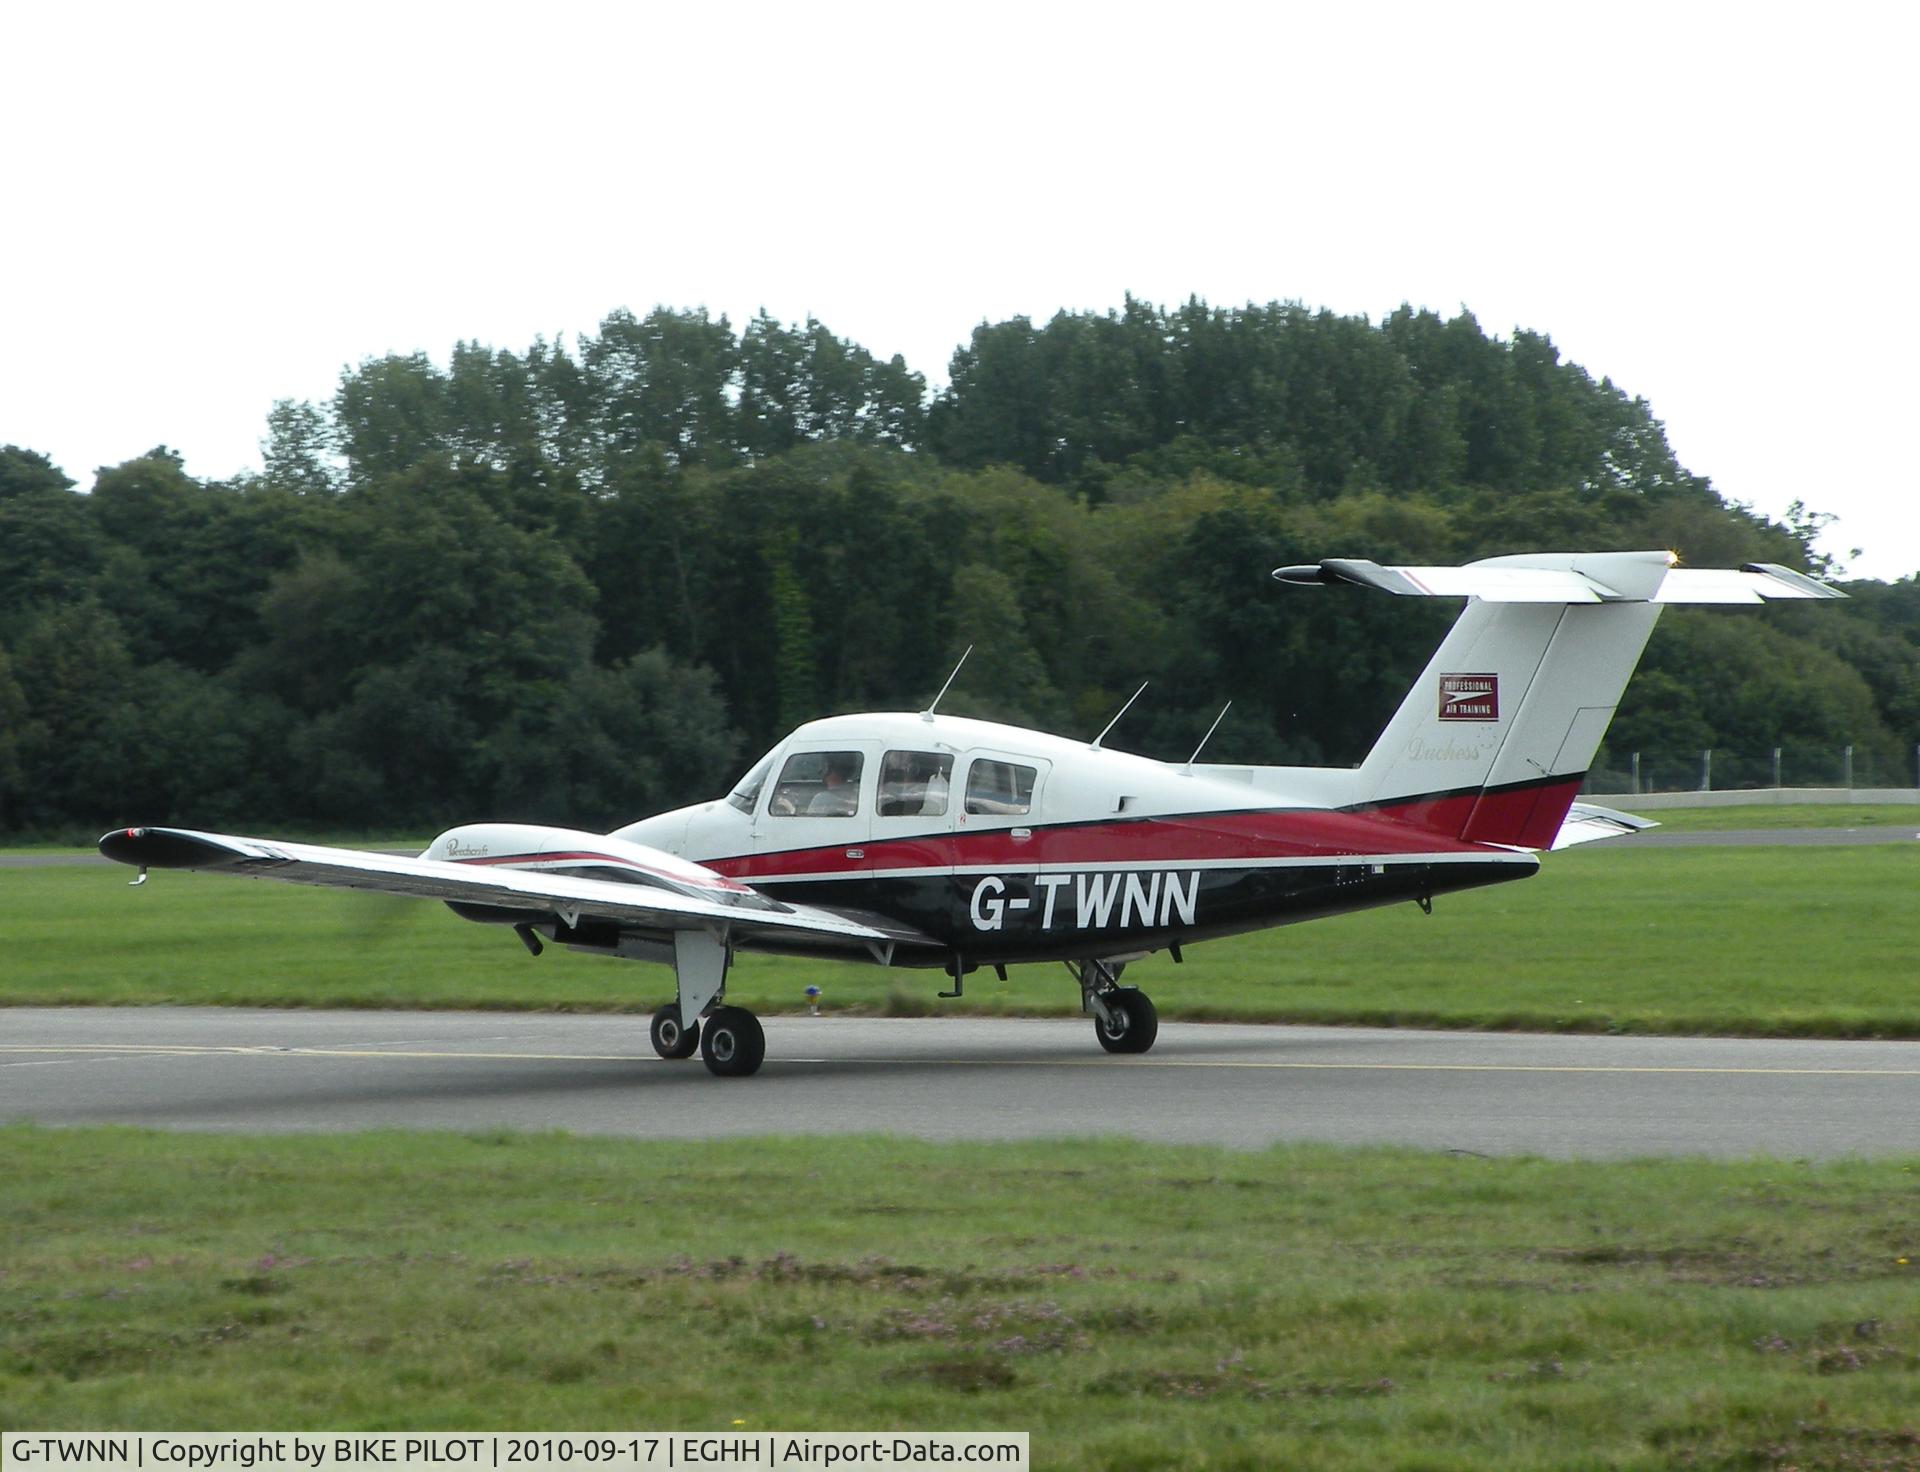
<box><xmin>650</xmin><ymin>1002</ymin><xmax>765</xmax><ymax>1076</ymax></box>
<box><xmin>651</xmin><ymin>929</ymin><xmax>767</xmax><ymax>1077</ymax></box>
<box><xmin>1073</xmin><ymin>959</ymin><xmax>1159</xmax><ymax>1055</ymax></box>
<box><xmin>650</xmin><ymin>1000</ymin><xmax>767</xmax><ymax>1076</ymax></box>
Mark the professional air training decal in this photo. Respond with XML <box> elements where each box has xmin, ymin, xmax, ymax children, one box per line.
<box><xmin>969</xmin><ymin>871</ymin><xmax>1201</xmax><ymax>932</ymax></box>
<box><xmin>1438</xmin><ymin>673</ymin><xmax>1499</xmax><ymax>721</ymax></box>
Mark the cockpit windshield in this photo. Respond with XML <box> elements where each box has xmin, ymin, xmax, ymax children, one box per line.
<box><xmin>726</xmin><ymin>750</ymin><xmax>777</xmax><ymax>815</ymax></box>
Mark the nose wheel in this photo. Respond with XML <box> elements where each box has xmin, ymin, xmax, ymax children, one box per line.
<box><xmin>1073</xmin><ymin>960</ymin><xmax>1159</xmax><ymax>1055</ymax></box>
<box><xmin>1094</xmin><ymin>987</ymin><xmax>1159</xmax><ymax>1054</ymax></box>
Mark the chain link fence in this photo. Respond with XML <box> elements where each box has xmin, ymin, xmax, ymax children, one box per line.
<box><xmin>1587</xmin><ymin>744</ymin><xmax>1920</xmax><ymax>795</ymax></box>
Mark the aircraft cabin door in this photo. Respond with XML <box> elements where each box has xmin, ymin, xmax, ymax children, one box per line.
<box><xmin>751</xmin><ymin>741</ymin><xmax>879</xmax><ymax>897</ymax></box>
<box><xmin>864</xmin><ymin>745</ymin><xmax>963</xmax><ymax>939</ymax></box>
<box><xmin>951</xmin><ymin>750</ymin><xmax>1053</xmax><ymax>954</ymax></box>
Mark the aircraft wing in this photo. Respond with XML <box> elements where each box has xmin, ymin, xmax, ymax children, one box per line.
<box><xmin>96</xmin><ymin>826</ymin><xmax>932</xmax><ymax>952</ymax></box>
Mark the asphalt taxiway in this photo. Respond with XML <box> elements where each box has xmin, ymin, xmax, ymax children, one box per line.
<box><xmin>4</xmin><ymin>1008</ymin><xmax>1917</xmax><ymax>1159</ymax></box>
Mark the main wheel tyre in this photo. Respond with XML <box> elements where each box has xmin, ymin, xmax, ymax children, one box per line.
<box><xmin>1094</xmin><ymin>988</ymin><xmax>1159</xmax><ymax>1055</ymax></box>
<box><xmin>650</xmin><ymin>1004</ymin><xmax>700</xmax><ymax>1059</ymax></box>
<box><xmin>700</xmin><ymin>1007</ymin><xmax>766</xmax><ymax>1078</ymax></box>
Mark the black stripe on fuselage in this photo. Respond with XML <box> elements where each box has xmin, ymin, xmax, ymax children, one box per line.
<box><xmin>754</xmin><ymin>856</ymin><xmax>1532</xmax><ymax>967</ymax></box>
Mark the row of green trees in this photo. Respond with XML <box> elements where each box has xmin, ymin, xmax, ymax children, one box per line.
<box><xmin>3</xmin><ymin>299</ymin><xmax>1914</xmax><ymax>837</ymax></box>
<box><xmin>274</xmin><ymin>299</ymin><xmax>1703</xmax><ymax>502</ymax></box>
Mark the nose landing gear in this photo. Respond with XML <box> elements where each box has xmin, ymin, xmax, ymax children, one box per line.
<box><xmin>1094</xmin><ymin>988</ymin><xmax>1159</xmax><ymax>1053</ymax></box>
<box><xmin>1073</xmin><ymin>959</ymin><xmax>1159</xmax><ymax>1055</ymax></box>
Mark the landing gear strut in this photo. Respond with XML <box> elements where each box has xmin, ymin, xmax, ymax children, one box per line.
<box><xmin>1072</xmin><ymin>960</ymin><xmax>1159</xmax><ymax>1055</ymax></box>
<box><xmin>661</xmin><ymin>928</ymin><xmax>767</xmax><ymax>1077</ymax></box>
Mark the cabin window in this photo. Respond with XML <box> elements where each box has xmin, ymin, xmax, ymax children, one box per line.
<box><xmin>770</xmin><ymin>751</ymin><xmax>865</xmax><ymax>817</ymax></box>
<box><xmin>878</xmin><ymin>751</ymin><xmax>953</xmax><ymax>817</ymax></box>
<box><xmin>726</xmin><ymin>750</ymin><xmax>777</xmax><ymax>815</ymax></box>
<box><xmin>964</xmin><ymin>759</ymin><xmax>1036</xmax><ymax>816</ymax></box>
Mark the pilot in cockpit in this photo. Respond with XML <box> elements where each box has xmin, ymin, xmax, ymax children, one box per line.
<box><xmin>807</xmin><ymin>757</ymin><xmax>859</xmax><ymax>816</ymax></box>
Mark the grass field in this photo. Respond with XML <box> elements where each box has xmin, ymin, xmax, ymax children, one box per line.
<box><xmin>4</xmin><ymin>841</ymin><xmax>1917</xmax><ymax>1037</ymax></box>
<box><xmin>3</xmin><ymin>1126</ymin><xmax>1919</xmax><ymax>1468</ymax></box>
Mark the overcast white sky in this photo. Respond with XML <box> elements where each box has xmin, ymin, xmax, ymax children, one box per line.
<box><xmin>4</xmin><ymin>2</ymin><xmax>1914</xmax><ymax>576</ymax></box>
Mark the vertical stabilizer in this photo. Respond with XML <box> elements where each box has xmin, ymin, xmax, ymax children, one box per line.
<box><xmin>1271</xmin><ymin>550</ymin><xmax>1839</xmax><ymax>848</ymax></box>
<box><xmin>1355</xmin><ymin>598</ymin><xmax>1661</xmax><ymax>846</ymax></box>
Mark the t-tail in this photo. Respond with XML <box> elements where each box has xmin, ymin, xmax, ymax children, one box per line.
<box><xmin>1273</xmin><ymin>550</ymin><xmax>1844</xmax><ymax>848</ymax></box>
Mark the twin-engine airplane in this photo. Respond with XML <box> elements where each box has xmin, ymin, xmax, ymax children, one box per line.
<box><xmin>100</xmin><ymin>549</ymin><xmax>1842</xmax><ymax>1077</ymax></box>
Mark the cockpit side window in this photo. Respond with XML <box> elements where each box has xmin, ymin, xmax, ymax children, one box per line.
<box><xmin>726</xmin><ymin>751</ymin><xmax>777</xmax><ymax>815</ymax></box>
<box><xmin>878</xmin><ymin>750</ymin><xmax>954</xmax><ymax>817</ymax></box>
<box><xmin>770</xmin><ymin>750</ymin><xmax>865</xmax><ymax>818</ymax></box>
<box><xmin>964</xmin><ymin>759</ymin><xmax>1037</xmax><ymax>816</ymax></box>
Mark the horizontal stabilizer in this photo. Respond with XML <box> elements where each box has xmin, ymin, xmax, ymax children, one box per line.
<box><xmin>1275</xmin><ymin>559</ymin><xmax>1614</xmax><ymax>602</ymax></box>
<box><xmin>1274</xmin><ymin>552</ymin><xmax>1845</xmax><ymax>604</ymax></box>
<box><xmin>1550</xmin><ymin>802</ymin><xmax>1660</xmax><ymax>850</ymax></box>
<box><xmin>1657</xmin><ymin>566</ymin><xmax>1849</xmax><ymax>603</ymax></box>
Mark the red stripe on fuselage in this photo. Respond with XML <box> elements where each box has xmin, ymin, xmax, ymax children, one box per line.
<box><xmin>1367</xmin><ymin>777</ymin><xmax>1584</xmax><ymax>851</ymax></box>
<box><xmin>704</xmin><ymin>803</ymin><xmax>1525</xmax><ymax>882</ymax></box>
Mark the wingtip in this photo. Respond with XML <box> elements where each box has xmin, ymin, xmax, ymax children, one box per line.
<box><xmin>98</xmin><ymin>827</ymin><xmax>149</xmax><ymax>865</ymax></box>
<box><xmin>1272</xmin><ymin>563</ymin><xmax>1329</xmax><ymax>585</ymax></box>
<box><xmin>97</xmin><ymin>826</ymin><xmax>258</xmax><ymax>870</ymax></box>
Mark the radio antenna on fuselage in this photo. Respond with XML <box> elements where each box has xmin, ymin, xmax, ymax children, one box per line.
<box><xmin>1182</xmin><ymin>701</ymin><xmax>1233</xmax><ymax>774</ymax></box>
<box><xmin>1089</xmin><ymin>682</ymin><xmax>1149</xmax><ymax>751</ymax></box>
<box><xmin>922</xmin><ymin>646</ymin><xmax>974</xmax><ymax>722</ymax></box>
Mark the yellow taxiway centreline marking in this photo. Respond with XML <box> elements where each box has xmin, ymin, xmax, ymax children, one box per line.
<box><xmin>2</xmin><ymin>1044</ymin><xmax>1918</xmax><ymax>1077</ymax></box>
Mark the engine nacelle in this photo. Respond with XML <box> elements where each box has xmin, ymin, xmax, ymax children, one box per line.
<box><xmin>421</xmin><ymin>822</ymin><xmax>757</xmax><ymax>909</ymax></box>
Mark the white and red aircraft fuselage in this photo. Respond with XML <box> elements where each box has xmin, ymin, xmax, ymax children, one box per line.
<box><xmin>100</xmin><ymin>550</ymin><xmax>1843</xmax><ymax>1076</ymax></box>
